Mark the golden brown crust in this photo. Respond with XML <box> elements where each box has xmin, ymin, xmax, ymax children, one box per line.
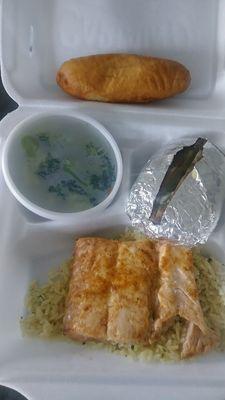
<box><xmin>56</xmin><ymin>53</ymin><xmax>191</xmax><ymax>103</ymax></box>
<box><xmin>63</xmin><ymin>237</ymin><xmax>118</xmax><ymax>342</ymax></box>
<box><xmin>107</xmin><ymin>240</ymin><xmax>158</xmax><ymax>345</ymax></box>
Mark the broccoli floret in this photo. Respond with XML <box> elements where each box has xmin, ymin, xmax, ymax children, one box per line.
<box><xmin>37</xmin><ymin>152</ymin><xmax>60</xmax><ymax>179</ymax></box>
<box><xmin>89</xmin><ymin>174</ymin><xmax>100</xmax><ymax>189</ymax></box>
<box><xmin>63</xmin><ymin>159</ymin><xmax>87</xmax><ymax>187</ymax></box>
<box><xmin>48</xmin><ymin>179</ymin><xmax>89</xmax><ymax>201</ymax></box>
<box><xmin>87</xmin><ymin>144</ymin><xmax>116</xmax><ymax>192</ymax></box>
<box><xmin>21</xmin><ymin>135</ymin><xmax>39</xmax><ymax>158</ymax></box>
<box><xmin>61</xmin><ymin>179</ymin><xmax>87</xmax><ymax>196</ymax></box>
<box><xmin>101</xmin><ymin>154</ymin><xmax>116</xmax><ymax>180</ymax></box>
<box><xmin>38</xmin><ymin>133</ymin><xmax>50</xmax><ymax>144</ymax></box>
<box><xmin>90</xmin><ymin>170</ymin><xmax>111</xmax><ymax>191</ymax></box>
<box><xmin>85</xmin><ymin>142</ymin><xmax>104</xmax><ymax>157</ymax></box>
<box><xmin>48</xmin><ymin>183</ymin><xmax>65</xmax><ymax>199</ymax></box>
<box><xmin>89</xmin><ymin>196</ymin><xmax>98</xmax><ymax>206</ymax></box>
<box><xmin>90</xmin><ymin>167</ymin><xmax>115</xmax><ymax>192</ymax></box>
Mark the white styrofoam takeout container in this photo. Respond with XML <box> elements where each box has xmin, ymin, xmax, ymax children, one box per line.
<box><xmin>1</xmin><ymin>0</ymin><xmax>225</xmax><ymax>399</ymax></box>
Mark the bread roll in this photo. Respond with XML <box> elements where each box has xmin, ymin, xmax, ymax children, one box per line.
<box><xmin>56</xmin><ymin>53</ymin><xmax>191</xmax><ymax>103</ymax></box>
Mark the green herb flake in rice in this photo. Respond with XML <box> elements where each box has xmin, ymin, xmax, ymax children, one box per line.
<box><xmin>21</xmin><ymin>259</ymin><xmax>72</xmax><ymax>338</ymax></box>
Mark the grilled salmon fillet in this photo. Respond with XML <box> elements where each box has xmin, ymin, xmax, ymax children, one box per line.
<box><xmin>182</xmin><ymin>322</ymin><xmax>218</xmax><ymax>358</ymax></box>
<box><xmin>63</xmin><ymin>237</ymin><xmax>118</xmax><ymax>341</ymax></box>
<box><xmin>63</xmin><ymin>237</ymin><xmax>218</xmax><ymax>358</ymax></box>
<box><xmin>154</xmin><ymin>243</ymin><xmax>218</xmax><ymax>357</ymax></box>
<box><xmin>107</xmin><ymin>240</ymin><xmax>158</xmax><ymax>345</ymax></box>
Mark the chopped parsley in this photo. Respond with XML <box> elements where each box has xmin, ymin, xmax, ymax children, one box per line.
<box><xmin>37</xmin><ymin>153</ymin><xmax>61</xmax><ymax>179</ymax></box>
<box><xmin>21</xmin><ymin>133</ymin><xmax>116</xmax><ymax>211</ymax></box>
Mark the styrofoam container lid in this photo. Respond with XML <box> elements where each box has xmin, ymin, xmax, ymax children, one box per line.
<box><xmin>1</xmin><ymin>1</ymin><xmax>225</xmax><ymax>399</ymax></box>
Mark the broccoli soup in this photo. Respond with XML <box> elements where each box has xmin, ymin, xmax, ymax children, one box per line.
<box><xmin>8</xmin><ymin>119</ymin><xmax>117</xmax><ymax>213</ymax></box>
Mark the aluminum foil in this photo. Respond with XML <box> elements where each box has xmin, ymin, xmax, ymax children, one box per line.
<box><xmin>126</xmin><ymin>137</ymin><xmax>225</xmax><ymax>246</ymax></box>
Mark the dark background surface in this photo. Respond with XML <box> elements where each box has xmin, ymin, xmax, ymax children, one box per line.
<box><xmin>0</xmin><ymin>72</ymin><xmax>17</xmax><ymax>119</ymax></box>
<box><xmin>0</xmin><ymin>386</ymin><xmax>28</xmax><ymax>400</ymax></box>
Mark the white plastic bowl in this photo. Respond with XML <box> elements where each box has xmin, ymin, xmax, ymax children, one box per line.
<box><xmin>2</xmin><ymin>112</ymin><xmax>123</xmax><ymax>221</ymax></box>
